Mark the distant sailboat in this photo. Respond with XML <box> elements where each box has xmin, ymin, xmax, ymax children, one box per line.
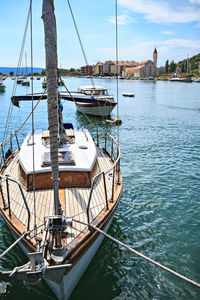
<box><xmin>22</xmin><ymin>52</ymin><xmax>30</xmax><ymax>86</ymax></box>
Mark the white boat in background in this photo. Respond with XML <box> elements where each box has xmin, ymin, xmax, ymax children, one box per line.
<box><xmin>170</xmin><ymin>74</ymin><xmax>192</xmax><ymax>82</ymax></box>
<box><xmin>0</xmin><ymin>78</ymin><xmax>6</xmax><ymax>92</ymax></box>
<box><xmin>0</xmin><ymin>1</ymin><xmax>122</xmax><ymax>299</ymax></box>
<box><xmin>16</xmin><ymin>76</ymin><xmax>23</xmax><ymax>84</ymax></box>
<box><xmin>42</xmin><ymin>78</ymin><xmax>47</xmax><ymax>88</ymax></box>
<box><xmin>22</xmin><ymin>77</ymin><xmax>30</xmax><ymax>86</ymax></box>
<box><xmin>193</xmin><ymin>78</ymin><xmax>200</xmax><ymax>83</ymax></box>
<box><xmin>75</xmin><ymin>86</ymin><xmax>117</xmax><ymax>116</ymax></box>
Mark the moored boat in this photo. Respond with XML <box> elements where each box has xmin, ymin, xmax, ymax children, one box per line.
<box><xmin>193</xmin><ymin>78</ymin><xmax>200</xmax><ymax>83</ymax></box>
<box><xmin>170</xmin><ymin>74</ymin><xmax>192</xmax><ymax>82</ymax></box>
<box><xmin>75</xmin><ymin>86</ymin><xmax>117</xmax><ymax>116</ymax></box>
<box><xmin>0</xmin><ymin>78</ymin><xmax>6</xmax><ymax>92</ymax></box>
<box><xmin>123</xmin><ymin>92</ymin><xmax>135</xmax><ymax>97</ymax></box>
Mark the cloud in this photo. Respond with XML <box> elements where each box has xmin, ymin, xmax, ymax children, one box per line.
<box><xmin>118</xmin><ymin>0</ymin><xmax>200</xmax><ymax>24</ymax></box>
<box><xmin>161</xmin><ymin>30</ymin><xmax>174</xmax><ymax>35</ymax></box>
<box><xmin>189</xmin><ymin>0</ymin><xmax>200</xmax><ymax>4</ymax></box>
<box><xmin>108</xmin><ymin>14</ymin><xmax>134</xmax><ymax>25</ymax></box>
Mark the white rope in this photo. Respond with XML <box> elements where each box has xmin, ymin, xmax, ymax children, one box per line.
<box><xmin>73</xmin><ymin>219</ymin><xmax>200</xmax><ymax>289</ymax></box>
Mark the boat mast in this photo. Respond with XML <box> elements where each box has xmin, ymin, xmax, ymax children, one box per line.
<box><xmin>42</xmin><ymin>0</ymin><xmax>60</xmax><ymax>215</ymax></box>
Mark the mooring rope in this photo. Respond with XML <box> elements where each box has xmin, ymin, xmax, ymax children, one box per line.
<box><xmin>0</xmin><ymin>222</ymin><xmax>45</xmax><ymax>260</ymax></box>
<box><xmin>73</xmin><ymin>219</ymin><xmax>200</xmax><ymax>289</ymax></box>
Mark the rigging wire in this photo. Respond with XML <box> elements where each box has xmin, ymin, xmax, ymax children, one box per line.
<box><xmin>3</xmin><ymin>6</ymin><xmax>31</xmax><ymax>143</ymax></box>
<box><xmin>67</xmin><ymin>0</ymin><xmax>95</xmax><ymax>88</ymax></box>
<box><xmin>30</xmin><ymin>0</ymin><xmax>37</xmax><ymax>235</ymax></box>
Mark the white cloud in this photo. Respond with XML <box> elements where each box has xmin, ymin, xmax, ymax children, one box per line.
<box><xmin>108</xmin><ymin>14</ymin><xmax>134</xmax><ymax>25</ymax></box>
<box><xmin>118</xmin><ymin>0</ymin><xmax>200</xmax><ymax>24</ymax></box>
<box><xmin>161</xmin><ymin>30</ymin><xmax>174</xmax><ymax>35</ymax></box>
<box><xmin>189</xmin><ymin>0</ymin><xmax>200</xmax><ymax>4</ymax></box>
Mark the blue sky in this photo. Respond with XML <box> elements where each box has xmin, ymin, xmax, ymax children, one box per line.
<box><xmin>0</xmin><ymin>0</ymin><xmax>200</xmax><ymax>68</ymax></box>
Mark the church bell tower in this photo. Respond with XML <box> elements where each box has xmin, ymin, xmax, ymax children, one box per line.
<box><xmin>153</xmin><ymin>47</ymin><xmax>157</xmax><ymax>75</ymax></box>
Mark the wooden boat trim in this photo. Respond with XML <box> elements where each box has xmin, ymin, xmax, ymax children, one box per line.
<box><xmin>63</xmin><ymin>174</ymin><xmax>122</xmax><ymax>274</ymax></box>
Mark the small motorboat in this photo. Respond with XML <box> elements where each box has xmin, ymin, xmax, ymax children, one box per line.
<box><xmin>193</xmin><ymin>78</ymin><xmax>200</xmax><ymax>83</ymax></box>
<box><xmin>122</xmin><ymin>93</ymin><xmax>135</xmax><ymax>97</ymax></box>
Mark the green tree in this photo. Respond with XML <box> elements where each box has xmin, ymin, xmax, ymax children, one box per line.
<box><xmin>181</xmin><ymin>63</ymin><xmax>185</xmax><ymax>73</ymax></box>
<box><xmin>41</xmin><ymin>69</ymin><xmax>46</xmax><ymax>76</ymax></box>
<box><xmin>169</xmin><ymin>60</ymin><xmax>176</xmax><ymax>73</ymax></box>
<box><xmin>165</xmin><ymin>60</ymin><xmax>169</xmax><ymax>73</ymax></box>
<box><xmin>9</xmin><ymin>71</ymin><xmax>14</xmax><ymax>76</ymax></box>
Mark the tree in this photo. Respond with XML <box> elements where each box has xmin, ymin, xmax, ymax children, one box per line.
<box><xmin>165</xmin><ymin>60</ymin><xmax>169</xmax><ymax>73</ymax></box>
<box><xmin>41</xmin><ymin>69</ymin><xmax>46</xmax><ymax>76</ymax></box>
<box><xmin>9</xmin><ymin>71</ymin><xmax>14</xmax><ymax>76</ymax></box>
<box><xmin>169</xmin><ymin>60</ymin><xmax>176</xmax><ymax>73</ymax></box>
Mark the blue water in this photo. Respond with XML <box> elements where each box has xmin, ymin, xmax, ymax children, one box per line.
<box><xmin>0</xmin><ymin>78</ymin><xmax>200</xmax><ymax>299</ymax></box>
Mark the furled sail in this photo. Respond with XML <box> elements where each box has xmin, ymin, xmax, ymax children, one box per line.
<box><xmin>42</xmin><ymin>0</ymin><xmax>60</xmax><ymax>214</ymax></box>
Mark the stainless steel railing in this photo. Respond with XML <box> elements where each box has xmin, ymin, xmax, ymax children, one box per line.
<box><xmin>86</xmin><ymin>130</ymin><xmax>121</xmax><ymax>225</ymax></box>
<box><xmin>0</xmin><ymin>174</ymin><xmax>30</xmax><ymax>230</ymax></box>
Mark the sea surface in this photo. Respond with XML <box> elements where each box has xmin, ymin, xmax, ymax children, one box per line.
<box><xmin>0</xmin><ymin>77</ymin><xmax>200</xmax><ymax>299</ymax></box>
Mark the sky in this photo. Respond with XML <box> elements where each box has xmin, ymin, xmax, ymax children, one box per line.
<box><xmin>0</xmin><ymin>0</ymin><xmax>200</xmax><ymax>69</ymax></box>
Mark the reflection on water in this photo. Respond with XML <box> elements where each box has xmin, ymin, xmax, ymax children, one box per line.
<box><xmin>0</xmin><ymin>78</ymin><xmax>200</xmax><ymax>299</ymax></box>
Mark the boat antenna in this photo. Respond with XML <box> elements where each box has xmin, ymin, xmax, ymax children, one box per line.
<box><xmin>115</xmin><ymin>0</ymin><xmax>120</xmax><ymax>143</ymax></box>
<box><xmin>42</xmin><ymin>0</ymin><xmax>61</xmax><ymax>216</ymax></box>
<box><xmin>67</xmin><ymin>0</ymin><xmax>95</xmax><ymax>87</ymax></box>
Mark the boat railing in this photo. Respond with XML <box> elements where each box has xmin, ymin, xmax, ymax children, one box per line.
<box><xmin>0</xmin><ymin>130</ymin><xmax>21</xmax><ymax>167</ymax></box>
<box><xmin>0</xmin><ymin>174</ymin><xmax>30</xmax><ymax>231</ymax></box>
<box><xmin>86</xmin><ymin>130</ymin><xmax>121</xmax><ymax>225</ymax></box>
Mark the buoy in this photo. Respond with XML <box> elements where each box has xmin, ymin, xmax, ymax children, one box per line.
<box><xmin>114</xmin><ymin>118</ymin><xmax>122</xmax><ymax>125</ymax></box>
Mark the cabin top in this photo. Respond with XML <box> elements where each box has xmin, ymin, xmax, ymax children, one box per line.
<box><xmin>77</xmin><ymin>86</ymin><xmax>109</xmax><ymax>96</ymax></box>
<box><xmin>19</xmin><ymin>129</ymin><xmax>96</xmax><ymax>174</ymax></box>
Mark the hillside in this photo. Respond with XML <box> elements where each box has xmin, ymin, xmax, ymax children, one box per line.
<box><xmin>178</xmin><ymin>53</ymin><xmax>200</xmax><ymax>71</ymax></box>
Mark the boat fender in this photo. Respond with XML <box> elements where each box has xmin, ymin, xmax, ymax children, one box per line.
<box><xmin>60</xmin><ymin>103</ymin><xmax>63</xmax><ymax>112</ymax></box>
<box><xmin>5</xmin><ymin>148</ymin><xmax>12</xmax><ymax>159</ymax></box>
<box><xmin>114</xmin><ymin>118</ymin><xmax>122</xmax><ymax>125</ymax></box>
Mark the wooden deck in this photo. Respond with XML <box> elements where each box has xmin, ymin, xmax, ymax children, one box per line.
<box><xmin>0</xmin><ymin>147</ymin><xmax>115</xmax><ymax>245</ymax></box>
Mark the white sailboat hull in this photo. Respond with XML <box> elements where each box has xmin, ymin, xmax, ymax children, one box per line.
<box><xmin>45</xmin><ymin>216</ymin><xmax>113</xmax><ymax>300</ymax></box>
<box><xmin>75</xmin><ymin>102</ymin><xmax>116</xmax><ymax>116</ymax></box>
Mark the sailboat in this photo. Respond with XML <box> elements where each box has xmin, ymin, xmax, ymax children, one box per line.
<box><xmin>22</xmin><ymin>52</ymin><xmax>30</xmax><ymax>86</ymax></box>
<box><xmin>0</xmin><ymin>77</ymin><xmax>6</xmax><ymax>92</ymax></box>
<box><xmin>0</xmin><ymin>1</ymin><xmax>122</xmax><ymax>299</ymax></box>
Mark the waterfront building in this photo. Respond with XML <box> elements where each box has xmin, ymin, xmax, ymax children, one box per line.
<box><xmin>122</xmin><ymin>59</ymin><xmax>156</xmax><ymax>78</ymax></box>
<box><xmin>81</xmin><ymin>48</ymin><xmax>158</xmax><ymax>77</ymax></box>
<box><xmin>81</xmin><ymin>65</ymin><xmax>93</xmax><ymax>75</ymax></box>
<box><xmin>93</xmin><ymin>62</ymin><xmax>103</xmax><ymax>75</ymax></box>
<box><xmin>122</xmin><ymin>48</ymin><xmax>158</xmax><ymax>78</ymax></box>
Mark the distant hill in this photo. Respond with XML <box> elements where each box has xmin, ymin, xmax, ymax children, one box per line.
<box><xmin>0</xmin><ymin>67</ymin><xmax>43</xmax><ymax>75</ymax></box>
<box><xmin>178</xmin><ymin>53</ymin><xmax>200</xmax><ymax>71</ymax></box>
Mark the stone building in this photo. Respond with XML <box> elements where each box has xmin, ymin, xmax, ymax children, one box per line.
<box><xmin>122</xmin><ymin>48</ymin><xmax>158</xmax><ymax>78</ymax></box>
<box><xmin>93</xmin><ymin>62</ymin><xmax>103</xmax><ymax>75</ymax></box>
<box><xmin>81</xmin><ymin>65</ymin><xmax>93</xmax><ymax>74</ymax></box>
